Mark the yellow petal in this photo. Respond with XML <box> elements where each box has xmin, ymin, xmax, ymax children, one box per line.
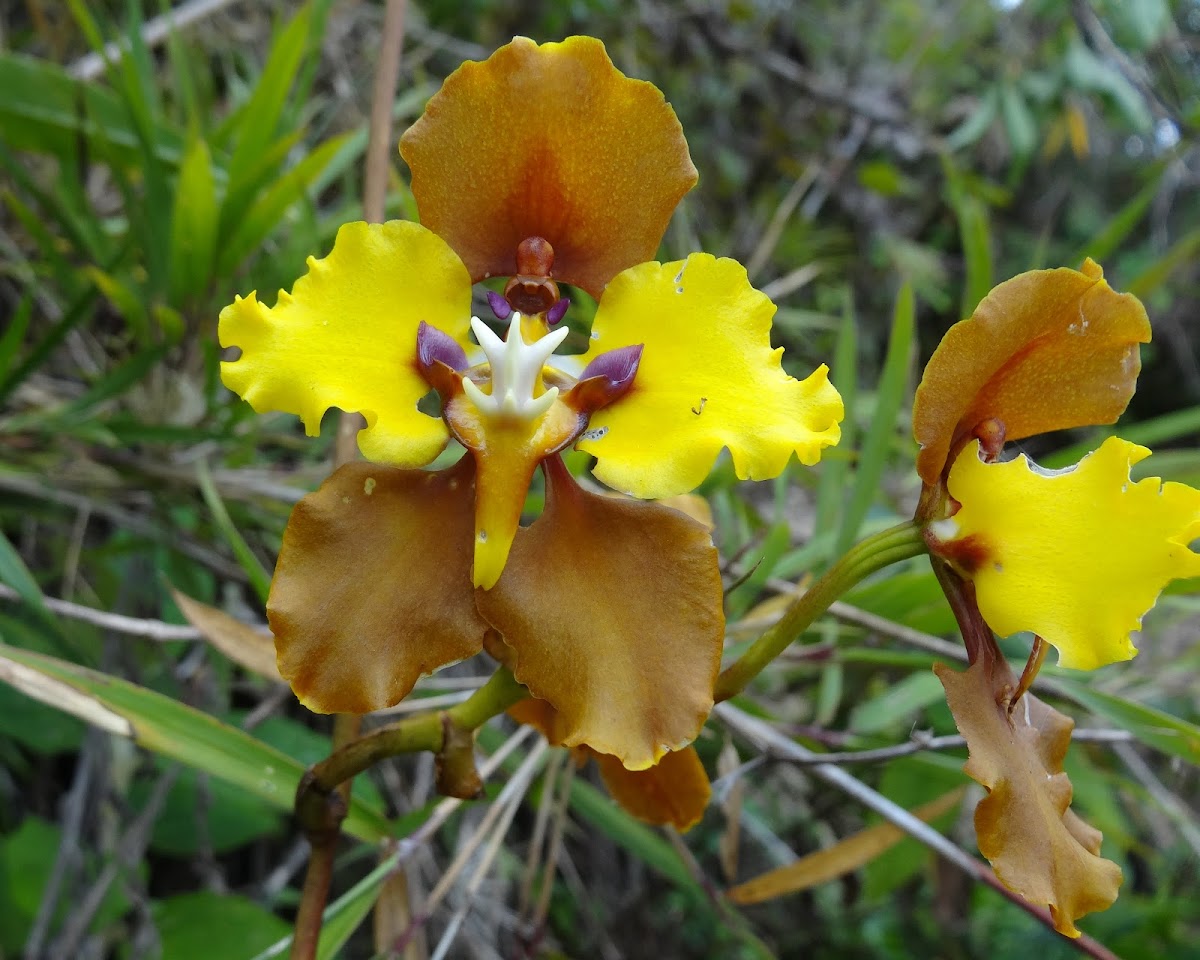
<box><xmin>577</xmin><ymin>254</ymin><xmax>844</xmax><ymax>499</ymax></box>
<box><xmin>475</xmin><ymin>458</ymin><xmax>724</xmax><ymax>770</ymax></box>
<box><xmin>593</xmin><ymin>746</ymin><xmax>711</xmax><ymax>832</ymax></box>
<box><xmin>219</xmin><ymin>221</ymin><xmax>473</xmax><ymax>467</ymax></box>
<box><xmin>913</xmin><ymin>261</ymin><xmax>1150</xmax><ymax>485</ymax></box>
<box><xmin>270</xmin><ymin>458</ymin><xmax>488</xmax><ymax>713</ymax></box>
<box><xmin>399</xmin><ymin>36</ymin><xmax>697</xmax><ymax>299</ymax></box>
<box><xmin>944</xmin><ymin>437</ymin><xmax>1200</xmax><ymax>670</ymax></box>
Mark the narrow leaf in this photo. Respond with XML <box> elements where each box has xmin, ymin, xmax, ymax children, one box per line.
<box><xmin>169</xmin><ymin>136</ymin><xmax>218</xmax><ymax>304</ymax></box>
<box><xmin>836</xmin><ymin>282</ymin><xmax>913</xmax><ymax>554</ymax></box>
<box><xmin>0</xmin><ymin>643</ymin><xmax>388</xmax><ymax>842</ymax></box>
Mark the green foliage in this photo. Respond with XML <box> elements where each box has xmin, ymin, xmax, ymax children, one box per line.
<box><xmin>0</xmin><ymin>1</ymin><xmax>1197</xmax><ymax>957</ymax></box>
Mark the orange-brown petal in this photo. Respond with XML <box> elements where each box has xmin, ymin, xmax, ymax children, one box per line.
<box><xmin>270</xmin><ymin>458</ymin><xmax>487</xmax><ymax>713</ymax></box>
<box><xmin>913</xmin><ymin>260</ymin><xmax>1150</xmax><ymax>485</ymax></box>
<box><xmin>476</xmin><ymin>458</ymin><xmax>724</xmax><ymax>770</ymax></box>
<box><xmin>399</xmin><ymin>36</ymin><xmax>697</xmax><ymax>299</ymax></box>
<box><xmin>593</xmin><ymin>745</ymin><xmax>711</xmax><ymax>832</ymax></box>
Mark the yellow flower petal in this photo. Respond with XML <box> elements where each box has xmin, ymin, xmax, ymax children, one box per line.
<box><xmin>399</xmin><ymin>36</ymin><xmax>697</xmax><ymax>299</ymax></box>
<box><xmin>944</xmin><ymin>437</ymin><xmax>1200</xmax><ymax>670</ymax></box>
<box><xmin>577</xmin><ymin>254</ymin><xmax>844</xmax><ymax>499</ymax></box>
<box><xmin>219</xmin><ymin>221</ymin><xmax>473</xmax><ymax>467</ymax></box>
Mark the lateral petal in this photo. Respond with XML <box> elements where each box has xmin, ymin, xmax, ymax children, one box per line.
<box><xmin>593</xmin><ymin>746</ymin><xmax>711</xmax><ymax>832</ymax></box>
<box><xmin>220</xmin><ymin>221</ymin><xmax>473</xmax><ymax>467</ymax></box>
<box><xmin>577</xmin><ymin>254</ymin><xmax>844</xmax><ymax>499</ymax></box>
<box><xmin>943</xmin><ymin>437</ymin><xmax>1200</xmax><ymax>670</ymax></box>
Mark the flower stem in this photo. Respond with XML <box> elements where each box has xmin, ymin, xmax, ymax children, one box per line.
<box><xmin>714</xmin><ymin>521</ymin><xmax>927</xmax><ymax>702</ymax></box>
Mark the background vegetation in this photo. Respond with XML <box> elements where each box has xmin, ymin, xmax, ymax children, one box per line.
<box><xmin>0</xmin><ymin>0</ymin><xmax>1198</xmax><ymax>957</ymax></box>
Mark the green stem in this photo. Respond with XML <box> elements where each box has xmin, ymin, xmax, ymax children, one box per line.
<box><xmin>305</xmin><ymin>667</ymin><xmax>528</xmax><ymax>796</ymax></box>
<box><xmin>714</xmin><ymin>521</ymin><xmax>927</xmax><ymax>702</ymax></box>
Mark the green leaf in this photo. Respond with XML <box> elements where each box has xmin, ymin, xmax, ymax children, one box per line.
<box><xmin>0</xmin><ymin>679</ymin><xmax>84</xmax><ymax>754</ymax></box>
<box><xmin>1065</xmin><ymin>39</ymin><xmax>1153</xmax><ymax>133</ymax></box>
<box><xmin>169</xmin><ymin>136</ymin><xmax>219</xmax><ymax>304</ymax></box>
<box><xmin>221</xmin><ymin>4</ymin><xmax>313</xmax><ymax>237</ymax></box>
<box><xmin>58</xmin><ymin>342</ymin><xmax>170</xmax><ymax>419</ymax></box>
<box><xmin>0</xmin><ymin>53</ymin><xmax>184</xmax><ymax>167</ymax></box>
<box><xmin>0</xmin><ymin>643</ymin><xmax>389</xmax><ymax>842</ymax></box>
<box><xmin>0</xmin><ymin>283</ymin><xmax>99</xmax><ymax>409</ymax></box>
<box><xmin>1051</xmin><ymin>681</ymin><xmax>1200</xmax><ymax>766</ymax></box>
<box><xmin>1127</xmin><ymin>228</ymin><xmax>1200</xmax><ymax>299</ymax></box>
<box><xmin>155</xmin><ymin>892</ymin><xmax>290</xmax><ymax>960</ymax></box>
<box><xmin>567</xmin><ymin>777</ymin><xmax>700</xmax><ymax>893</ymax></box>
<box><xmin>813</xmin><ymin>291</ymin><xmax>858</xmax><ymax>551</ymax></box>
<box><xmin>0</xmin><ymin>529</ymin><xmax>54</xmax><ymax>629</ymax></box>
<box><xmin>848</xmin><ymin>671</ymin><xmax>946</xmax><ymax>735</ymax></box>
<box><xmin>1043</xmin><ymin>405</ymin><xmax>1200</xmax><ymax>470</ymax></box>
<box><xmin>132</xmin><ymin>766</ymin><xmax>283</xmax><ymax>856</ymax></box>
<box><xmin>196</xmin><ymin>459</ymin><xmax>274</xmax><ymax>604</ymax></box>
<box><xmin>218</xmin><ymin>132</ymin><xmax>352</xmax><ymax>275</ymax></box>
<box><xmin>836</xmin><ymin>282</ymin><xmax>913</xmax><ymax>555</ymax></box>
<box><xmin>1068</xmin><ymin>167</ymin><xmax>1165</xmax><ymax>267</ymax></box>
<box><xmin>0</xmin><ymin>295</ymin><xmax>31</xmax><ymax>384</ymax></box>
<box><xmin>250</xmin><ymin>841</ymin><xmax>411</xmax><ymax>960</ymax></box>
<box><xmin>0</xmin><ymin>816</ymin><xmax>132</xmax><ymax>953</ymax></box>
<box><xmin>998</xmin><ymin>84</ymin><xmax>1036</xmax><ymax>158</ymax></box>
<box><xmin>945</xmin><ymin>87</ymin><xmax>998</xmax><ymax>151</ymax></box>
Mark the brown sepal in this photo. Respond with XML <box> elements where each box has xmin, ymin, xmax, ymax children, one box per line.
<box><xmin>935</xmin><ymin>658</ymin><xmax>1123</xmax><ymax>937</ymax></box>
<box><xmin>913</xmin><ymin>261</ymin><xmax>1149</xmax><ymax>486</ymax></box>
<box><xmin>270</xmin><ymin>457</ymin><xmax>487</xmax><ymax>714</ymax></box>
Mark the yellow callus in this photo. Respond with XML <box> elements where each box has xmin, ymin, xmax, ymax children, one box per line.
<box><xmin>942</xmin><ymin>437</ymin><xmax>1200</xmax><ymax>670</ymax></box>
<box><xmin>443</xmin><ymin>315</ymin><xmax>584</xmax><ymax>588</ymax></box>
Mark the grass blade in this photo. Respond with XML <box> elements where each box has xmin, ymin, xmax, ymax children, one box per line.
<box><xmin>835</xmin><ymin>283</ymin><xmax>914</xmax><ymax>555</ymax></box>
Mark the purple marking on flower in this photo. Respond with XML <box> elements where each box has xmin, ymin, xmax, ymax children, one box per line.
<box><xmin>486</xmin><ymin>290</ymin><xmax>512</xmax><ymax>321</ymax></box>
<box><xmin>545</xmin><ymin>297</ymin><xmax>571</xmax><ymax>326</ymax></box>
<box><xmin>416</xmin><ymin>321</ymin><xmax>468</xmax><ymax>372</ymax></box>
<box><xmin>580</xmin><ymin>343</ymin><xmax>643</xmax><ymax>387</ymax></box>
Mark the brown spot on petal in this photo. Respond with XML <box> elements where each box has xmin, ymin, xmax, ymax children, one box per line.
<box><xmin>914</xmin><ymin>261</ymin><xmax>1150</xmax><ymax>486</ymax></box>
<box><xmin>270</xmin><ymin>458</ymin><xmax>486</xmax><ymax>713</ymax></box>
<box><xmin>476</xmin><ymin>457</ymin><xmax>723</xmax><ymax>770</ymax></box>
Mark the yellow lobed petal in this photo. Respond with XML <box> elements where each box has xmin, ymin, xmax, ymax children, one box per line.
<box><xmin>913</xmin><ymin>260</ymin><xmax>1150</xmax><ymax>486</ymax></box>
<box><xmin>944</xmin><ymin>437</ymin><xmax>1200</xmax><ymax>670</ymax></box>
<box><xmin>475</xmin><ymin>458</ymin><xmax>724</xmax><ymax>770</ymax></box>
<box><xmin>219</xmin><ymin>221</ymin><xmax>473</xmax><ymax>467</ymax></box>
<box><xmin>399</xmin><ymin>36</ymin><xmax>697</xmax><ymax>299</ymax></box>
<box><xmin>577</xmin><ymin>254</ymin><xmax>844</xmax><ymax>499</ymax></box>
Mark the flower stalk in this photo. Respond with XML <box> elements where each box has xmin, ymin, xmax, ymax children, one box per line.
<box><xmin>715</xmin><ymin>521</ymin><xmax>928</xmax><ymax>702</ymax></box>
